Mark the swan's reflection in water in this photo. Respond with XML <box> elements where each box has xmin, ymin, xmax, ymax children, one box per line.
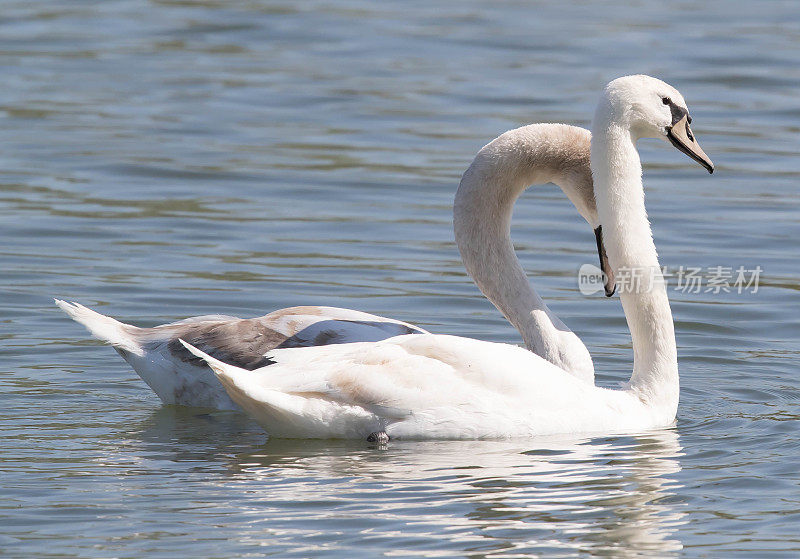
<box><xmin>122</xmin><ymin>409</ymin><xmax>685</xmax><ymax>555</ymax></box>
<box><xmin>206</xmin><ymin>429</ymin><xmax>686</xmax><ymax>556</ymax></box>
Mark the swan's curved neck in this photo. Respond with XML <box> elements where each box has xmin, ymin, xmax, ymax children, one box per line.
<box><xmin>454</xmin><ymin>124</ymin><xmax>596</xmax><ymax>380</ymax></box>
<box><xmin>591</xmin><ymin>117</ymin><xmax>678</xmax><ymax>415</ymax></box>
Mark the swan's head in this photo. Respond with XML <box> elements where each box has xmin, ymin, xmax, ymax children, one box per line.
<box><xmin>600</xmin><ymin>74</ymin><xmax>714</xmax><ymax>173</ymax></box>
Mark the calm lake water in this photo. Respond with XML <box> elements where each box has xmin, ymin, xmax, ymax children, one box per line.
<box><xmin>2</xmin><ymin>1</ymin><xmax>799</xmax><ymax>557</ymax></box>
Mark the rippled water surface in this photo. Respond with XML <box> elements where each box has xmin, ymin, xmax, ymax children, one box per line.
<box><xmin>2</xmin><ymin>1</ymin><xmax>799</xmax><ymax>557</ymax></box>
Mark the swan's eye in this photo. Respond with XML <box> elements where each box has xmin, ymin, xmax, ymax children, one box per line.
<box><xmin>687</xmin><ymin>115</ymin><xmax>692</xmax><ymax>124</ymax></box>
<box><xmin>662</xmin><ymin>97</ymin><xmax>671</xmax><ymax>105</ymax></box>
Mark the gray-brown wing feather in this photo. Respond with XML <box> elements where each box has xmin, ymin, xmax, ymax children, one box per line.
<box><xmin>151</xmin><ymin>314</ymin><xmax>423</xmax><ymax>371</ymax></box>
<box><xmin>164</xmin><ymin>319</ymin><xmax>288</xmax><ymax>370</ymax></box>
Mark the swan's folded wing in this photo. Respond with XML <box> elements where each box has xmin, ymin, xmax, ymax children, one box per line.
<box><xmin>252</xmin><ymin>333</ymin><xmax>583</xmax><ymax>414</ymax></box>
<box><xmin>138</xmin><ymin>306</ymin><xmax>428</xmax><ymax>371</ymax></box>
<box><xmin>180</xmin><ymin>334</ymin><xmax>602</xmax><ymax>438</ymax></box>
<box><xmin>178</xmin><ymin>338</ymin><xmax>417</xmax><ymax>421</ymax></box>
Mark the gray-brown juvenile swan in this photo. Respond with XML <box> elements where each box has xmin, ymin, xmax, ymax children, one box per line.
<box><xmin>179</xmin><ymin>75</ymin><xmax>714</xmax><ymax>439</ymax></box>
<box><xmin>57</xmin><ymin>123</ymin><xmax>610</xmax><ymax>409</ymax></box>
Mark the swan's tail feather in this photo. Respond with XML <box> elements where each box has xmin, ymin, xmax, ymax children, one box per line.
<box><xmin>55</xmin><ymin>299</ymin><xmax>144</xmax><ymax>357</ymax></box>
<box><xmin>178</xmin><ymin>339</ymin><xmax>373</xmax><ymax>438</ymax></box>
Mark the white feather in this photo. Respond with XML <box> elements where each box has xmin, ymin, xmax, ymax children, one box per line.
<box><xmin>55</xmin><ymin>299</ymin><xmax>143</xmax><ymax>356</ymax></box>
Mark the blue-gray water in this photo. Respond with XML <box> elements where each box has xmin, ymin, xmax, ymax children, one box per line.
<box><xmin>2</xmin><ymin>1</ymin><xmax>799</xmax><ymax>557</ymax></box>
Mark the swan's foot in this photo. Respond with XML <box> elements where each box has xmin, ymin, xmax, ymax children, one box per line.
<box><xmin>366</xmin><ymin>431</ymin><xmax>389</xmax><ymax>444</ymax></box>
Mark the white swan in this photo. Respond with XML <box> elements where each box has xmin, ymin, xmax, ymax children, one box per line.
<box><xmin>57</xmin><ymin>123</ymin><xmax>608</xmax><ymax>409</ymax></box>
<box><xmin>180</xmin><ymin>75</ymin><xmax>714</xmax><ymax>440</ymax></box>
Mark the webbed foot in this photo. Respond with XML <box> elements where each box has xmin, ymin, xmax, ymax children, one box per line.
<box><xmin>366</xmin><ymin>431</ymin><xmax>390</xmax><ymax>444</ymax></box>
